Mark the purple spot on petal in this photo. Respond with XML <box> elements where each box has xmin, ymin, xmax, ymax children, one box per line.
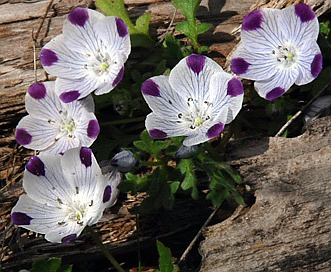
<box><xmin>80</xmin><ymin>147</ymin><xmax>92</xmax><ymax>168</ymax></box>
<box><xmin>26</xmin><ymin>156</ymin><xmax>45</xmax><ymax>176</ymax></box>
<box><xmin>295</xmin><ymin>3</ymin><xmax>315</xmax><ymax>23</ymax></box>
<box><xmin>28</xmin><ymin>83</ymin><xmax>47</xmax><ymax>100</ymax></box>
<box><xmin>116</xmin><ymin>17</ymin><xmax>128</xmax><ymax>37</ymax></box>
<box><xmin>141</xmin><ymin>79</ymin><xmax>161</xmax><ymax>97</ymax></box>
<box><xmin>16</xmin><ymin>128</ymin><xmax>32</xmax><ymax>146</ymax></box>
<box><xmin>149</xmin><ymin>129</ymin><xmax>167</xmax><ymax>139</ymax></box>
<box><xmin>227</xmin><ymin>78</ymin><xmax>244</xmax><ymax>97</ymax></box>
<box><xmin>40</xmin><ymin>49</ymin><xmax>58</xmax><ymax>67</ymax></box>
<box><xmin>206</xmin><ymin>122</ymin><xmax>224</xmax><ymax>139</ymax></box>
<box><xmin>87</xmin><ymin>120</ymin><xmax>100</xmax><ymax>139</ymax></box>
<box><xmin>266</xmin><ymin>87</ymin><xmax>286</xmax><ymax>100</ymax></box>
<box><xmin>59</xmin><ymin>91</ymin><xmax>80</xmax><ymax>103</ymax></box>
<box><xmin>242</xmin><ymin>10</ymin><xmax>263</xmax><ymax>31</ymax></box>
<box><xmin>186</xmin><ymin>54</ymin><xmax>206</xmax><ymax>74</ymax></box>
<box><xmin>231</xmin><ymin>58</ymin><xmax>250</xmax><ymax>75</ymax></box>
<box><xmin>61</xmin><ymin>234</ymin><xmax>77</xmax><ymax>243</ymax></box>
<box><xmin>11</xmin><ymin>212</ymin><xmax>33</xmax><ymax>225</ymax></box>
<box><xmin>68</xmin><ymin>8</ymin><xmax>89</xmax><ymax>27</ymax></box>
<box><xmin>311</xmin><ymin>53</ymin><xmax>322</xmax><ymax>78</ymax></box>
<box><xmin>103</xmin><ymin>185</ymin><xmax>112</xmax><ymax>203</ymax></box>
<box><xmin>112</xmin><ymin>66</ymin><xmax>124</xmax><ymax>87</ymax></box>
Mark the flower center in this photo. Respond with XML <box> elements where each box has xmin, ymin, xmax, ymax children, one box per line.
<box><xmin>57</xmin><ymin>189</ymin><xmax>94</xmax><ymax>226</ymax></box>
<box><xmin>272</xmin><ymin>43</ymin><xmax>298</xmax><ymax>68</ymax></box>
<box><xmin>178</xmin><ymin>98</ymin><xmax>212</xmax><ymax>130</ymax></box>
<box><xmin>84</xmin><ymin>47</ymin><xmax>116</xmax><ymax>77</ymax></box>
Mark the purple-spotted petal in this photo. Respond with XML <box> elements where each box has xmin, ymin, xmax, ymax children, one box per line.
<box><xmin>142</xmin><ymin>79</ymin><xmax>161</xmax><ymax>97</ymax></box>
<box><xmin>169</xmin><ymin>54</ymin><xmax>223</xmax><ymax>100</ymax></box>
<box><xmin>227</xmin><ymin>78</ymin><xmax>244</xmax><ymax>97</ymax></box>
<box><xmin>28</xmin><ymin>83</ymin><xmax>47</xmax><ymax>100</ymax></box>
<box><xmin>266</xmin><ymin>87</ymin><xmax>286</xmax><ymax>100</ymax></box>
<box><xmin>11</xmin><ymin>212</ymin><xmax>33</xmax><ymax>225</ymax></box>
<box><xmin>112</xmin><ymin>66</ymin><xmax>124</xmax><ymax>87</ymax></box>
<box><xmin>206</xmin><ymin>122</ymin><xmax>224</xmax><ymax>139</ymax></box>
<box><xmin>103</xmin><ymin>185</ymin><xmax>112</xmax><ymax>203</ymax></box>
<box><xmin>15</xmin><ymin>128</ymin><xmax>32</xmax><ymax>146</ymax></box>
<box><xmin>149</xmin><ymin>129</ymin><xmax>167</xmax><ymax>139</ymax></box>
<box><xmin>242</xmin><ymin>10</ymin><xmax>263</xmax><ymax>31</ymax></box>
<box><xmin>87</xmin><ymin>119</ymin><xmax>100</xmax><ymax>139</ymax></box>
<box><xmin>311</xmin><ymin>53</ymin><xmax>322</xmax><ymax>78</ymax></box>
<box><xmin>40</xmin><ymin>49</ymin><xmax>58</xmax><ymax>67</ymax></box>
<box><xmin>59</xmin><ymin>90</ymin><xmax>81</xmax><ymax>103</ymax></box>
<box><xmin>116</xmin><ymin>17</ymin><xmax>129</xmax><ymax>37</ymax></box>
<box><xmin>26</xmin><ymin>156</ymin><xmax>45</xmax><ymax>176</ymax></box>
<box><xmin>255</xmin><ymin>68</ymin><xmax>299</xmax><ymax>99</ymax></box>
<box><xmin>80</xmin><ymin>147</ymin><xmax>92</xmax><ymax>168</ymax></box>
<box><xmin>186</xmin><ymin>54</ymin><xmax>206</xmax><ymax>74</ymax></box>
<box><xmin>231</xmin><ymin>58</ymin><xmax>250</xmax><ymax>76</ymax></box>
<box><xmin>295</xmin><ymin>3</ymin><xmax>315</xmax><ymax>23</ymax></box>
<box><xmin>68</xmin><ymin>8</ymin><xmax>89</xmax><ymax>27</ymax></box>
<box><xmin>61</xmin><ymin>234</ymin><xmax>77</xmax><ymax>243</ymax></box>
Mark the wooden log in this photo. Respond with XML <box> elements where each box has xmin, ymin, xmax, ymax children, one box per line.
<box><xmin>199</xmin><ymin>116</ymin><xmax>331</xmax><ymax>272</ymax></box>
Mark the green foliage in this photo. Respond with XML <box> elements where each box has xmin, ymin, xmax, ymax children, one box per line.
<box><xmin>30</xmin><ymin>258</ymin><xmax>72</xmax><ymax>272</ymax></box>
<box><xmin>172</xmin><ymin>0</ymin><xmax>212</xmax><ymax>52</ymax></box>
<box><xmin>178</xmin><ymin>159</ymin><xmax>198</xmax><ymax>199</ymax></box>
<box><xmin>155</xmin><ymin>241</ymin><xmax>178</xmax><ymax>272</ymax></box>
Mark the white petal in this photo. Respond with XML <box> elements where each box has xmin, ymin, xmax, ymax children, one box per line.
<box><xmin>16</xmin><ymin>116</ymin><xmax>58</xmax><ymax>151</ymax></box>
<box><xmin>41</xmin><ymin>34</ymin><xmax>88</xmax><ymax>79</ymax></box>
<box><xmin>241</xmin><ymin>8</ymin><xmax>284</xmax><ymax>53</ymax></box>
<box><xmin>254</xmin><ymin>67</ymin><xmax>299</xmax><ymax>100</ymax></box>
<box><xmin>142</xmin><ymin>76</ymin><xmax>189</xmax><ymax>121</ymax></box>
<box><xmin>41</xmin><ymin>135</ymin><xmax>81</xmax><ymax>155</ymax></box>
<box><xmin>62</xmin><ymin>8</ymin><xmax>105</xmax><ymax>55</ymax></box>
<box><xmin>95</xmin><ymin>16</ymin><xmax>131</xmax><ymax>62</ymax></box>
<box><xmin>169</xmin><ymin>54</ymin><xmax>223</xmax><ymax>102</ymax></box>
<box><xmin>61</xmin><ymin>147</ymin><xmax>106</xmax><ymax>204</ymax></box>
<box><xmin>104</xmin><ymin>169</ymin><xmax>122</xmax><ymax>208</ymax></box>
<box><xmin>45</xmin><ymin>223</ymin><xmax>85</xmax><ymax>243</ymax></box>
<box><xmin>295</xmin><ymin>40</ymin><xmax>322</xmax><ymax>85</ymax></box>
<box><xmin>231</xmin><ymin>44</ymin><xmax>278</xmax><ymax>80</ymax></box>
<box><xmin>145</xmin><ymin>113</ymin><xmax>191</xmax><ymax>139</ymax></box>
<box><xmin>23</xmin><ymin>153</ymin><xmax>75</xmax><ymax>206</ymax></box>
<box><xmin>25</xmin><ymin>82</ymin><xmax>63</xmax><ymax>121</ymax></box>
<box><xmin>11</xmin><ymin>194</ymin><xmax>68</xmax><ymax>234</ymax></box>
<box><xmin>280</xmin><ymin>4</ymin><xmax>319</xmax><ymax>48</ymax></box>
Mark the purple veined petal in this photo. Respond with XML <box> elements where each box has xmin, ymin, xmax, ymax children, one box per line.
<box><xmin>46</xmin><ymin>226</ymin><xmax>84</xmax><ymax>243</ymax></box>
<box><xmin>103</xmin><ymin>185</ymin><xmax>112</xmax><ymax>203</ymax></box>
<box><xmin>103</xmin><ymin>169</ymin><xmax>122</xmax><ymax>208</ymax></box>
<box><xmin>11</xmin><ymin>212</ymin><xmax>33</xmax><ymax>225</ymax></box>
<box><xmin>227</xmin><ymin>78</ymin><xmax>244</xmax><ymax>97</ymax></box>
<box><xmin>231</xmin><ymin>45</ymin><xmax>278</xmax><ymax>81</ymax></box>
<box><xmin>59</xmin><ymin>90</ymin><xmax>81</xmax><ymax>103</ymax></box>
<box><xmin>280</xmin><ymin>4</ymin><xmax>319</xmax><ymax>46</ymax></box>
<box><xmin>254</xmin><ymin>67</ymin><xmax>299</xmax><ymax>100</ymax></box>
<box><xmin>68</xmin><ymin>8</ymin><xmax>89</xmax><ymax>27</ymax></box>
<box><xmin>41</xmin><ymin>35</ymin><xmax>89</xmax><ymax>79</ymax></box>
<box><xmin>40</xmin><ymin>49</ymin><xmax>59</xmax><ymax>67</ymax></box>
<box><xmin>169</xmin><ymin>55</ymin><xmax>223</xmax><ymax>101</ymax></box>
<box><xmin>145</xmin><ymin>113</ymin><xmax>190</xmax><ymax>140</ymax></box>
<box><xmin>80</xmin><ymin>147</ymin><xmax>92</xmax><ymax>168</ymax></box>
<box><xmin>242</xmin><ymin>10</ymin><xmax>263</xmax><ymax>31</ymax></box>
<box><xmin>28</xmin><ymin>82</ymin><xmax>47</xmax><ymax>100</ymax></box>
<box><xmin>87</xmin><ymin>119</ymin><xmax>100</xmax><ymax>139</ymax></box>
<box><xmin>23</xmin><ymin>153</ymin><xmax>75</xmax><ymax>205</ymax></box>
<box><xmin>141</xmin><ymin>75</ymin><xmax>189</xmax><ymax>121</ymax></box>
<box><xmin>206</xmin><ymin>122</ymin><xmax>224</xmax><ymax>139</ymax></box>
<box><xmin>207</xmin><ymin>71</ymin><xmax>234</xmax><ymax>107</ymax></box>
<box><xmin>295</xmin><ymin>41</ymin><xmax>322</xmax><ymax>85</ymax></box>
<box><xmin>241</xmin><ymin>9</ymin><xmax>284</xmax><ymax>53</ymax></box>
<box><xmin>186</xmin><ymin>54</ymin><xmax>206</xmax><ymax>74</ymax></box>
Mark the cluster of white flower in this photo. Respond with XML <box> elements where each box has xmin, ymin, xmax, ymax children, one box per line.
<box><xmin>12</xmin><ymin>3</ymin><xmax>322</xmax><ymax>243</ymax></box>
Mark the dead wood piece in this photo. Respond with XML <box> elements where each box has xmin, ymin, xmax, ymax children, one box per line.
<box><xmin>199</xmin><ymin>116</ymin><xmax>331</xmax><ymax>272</ymax></box>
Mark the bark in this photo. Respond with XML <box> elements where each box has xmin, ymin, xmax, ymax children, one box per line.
<box><xmin>199</xmin><ymin>116</ymin><xmax>331</xmax><ymax>272</ymax></box>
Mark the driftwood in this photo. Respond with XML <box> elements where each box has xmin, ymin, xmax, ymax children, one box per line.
<box><xmin>200</xmin><ymin>116</ymin><xmax>331</xmax><ymax>272</ymax></box>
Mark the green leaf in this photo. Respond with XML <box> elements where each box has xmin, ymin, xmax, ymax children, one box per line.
<box><xmin>172</xmin><ymin>0</ymin><xmax>201</xmax><ymax>23</ymax></box>
<box><xmin>175</xmin><ymin>21</ymin><xmax>191</xmax><ymax>36</ymax></box>
<box><xmin>196</xmin><ymin>22</ymin><xmax>212</xmax><ymax>34</ymax></box>
<box><xmin>178</xmin><ymin>159</ymin><xmax>198</xmax><ymax>199</ymax></box>
<box><xmin>135</xmin><ymin>13</ymin><xmax>151</xmax><ymax>35</ymax></box>
<box><xmin>31</xmin><ymin>258</ymin><xmax>62</xmax><ymax>272</ymax></box>
<box><xmin>170</xmin><ymin>181</ymin><xmax>180</xmax><ymax>194</ymax></box>
<box><xmin>156</xmin><ymin>241</ymin><xmax>178</xmax><ymax>272</ymax></box>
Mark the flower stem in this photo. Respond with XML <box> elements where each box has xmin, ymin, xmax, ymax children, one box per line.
<box><xmin>86</xmin><ymin>226</ymin><xmax>126</xmax><ymax>272</ymax></box>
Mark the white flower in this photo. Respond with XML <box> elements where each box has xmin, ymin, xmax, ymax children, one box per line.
<box><xmin>11</xmin><ymin>147</ymin><xmax>115</xmax><ymax>243</ymax></box>
<box><xmin>15</xmin><ymin>81</ymin><xmax>99</xmax><ymax>155</ymax></box>
<box><xmin>40</xmin><ymin>8</ymin><xmax>131</xmax><ymax>102</ymax></box>
<box><xmin>141</xmin><ymin>54</ymin><xmax>244</xmax><ymax>147</ymax></box>
<box><xmin>231</xmin><ymin>3</ymin><xmax>322</xmax><ymax>100</ymax></box>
